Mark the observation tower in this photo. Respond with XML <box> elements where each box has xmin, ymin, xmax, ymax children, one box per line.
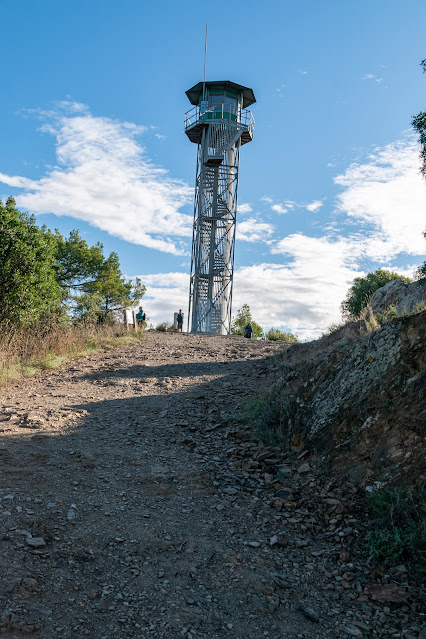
<box><xmin>184</xmin><ymin>80</ymin><xmax>255</xmax><ymax>334</ymax></box>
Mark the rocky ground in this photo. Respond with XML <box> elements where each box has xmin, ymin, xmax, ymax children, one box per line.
<box><xmin>0</xmin><ymin>332</ymin><xmax>424</xmax><ymax>639</ymax></box>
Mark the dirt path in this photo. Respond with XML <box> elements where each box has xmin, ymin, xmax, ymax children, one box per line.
<box><xmin>0</xmin><ymin>333</ymin><xmax>423</xmax><ymax>639</ymax></box>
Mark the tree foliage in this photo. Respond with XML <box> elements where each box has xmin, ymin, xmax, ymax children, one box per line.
<box><xmin>0</xmin><ymin>198</ymin><xmax>62</xmax><ymax>327</ymax></box>
<box><xmin>265</xmin><ymin>328</ymin><xmax>298</xmax><ymax>343</ymax></box>
<box><xmin>412</xmin><ymin>58</ymin><xmax>426</xmax><ymax>179</ymax></box>
<box><xmin>54</xmin><ymin>229</ymin><xmax>105</xmax><ymax>290</ymax></box>
<box><xmin>74</xmin><ymin>252</ymin><xmax>145</xmax><ymax>324</ymax></box>
<box><xmin>411</xmin><ymin>58</ymin><xmax>426</xmax><ymax>277</ymax></box>
<box><xmin>0</xmin><ymin>198</ymin><xmax>145</xmax><ymax>328</ymax></box>
<box><xmin>412</xmin><ymin>111</ymin><xmax>426</xmax><ymax>179</ymax></box>
<box><xmin>414</xmin><ymin>229</ymin><xmax>426</xmax><ymax>281</ymax></box>
<box><xmin>341</xmin><ymin>269</ymin><xmax>412</xmax><ymax>319</ymax></box>
<box><xmin>231</xmin><ymin>304</ymin><xmax>263</xmax><ymax>338</ymax></box>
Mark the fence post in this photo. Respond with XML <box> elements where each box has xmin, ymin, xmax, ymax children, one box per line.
<box><xmin>123</xmin><ymin>310</ymin><xmax>129</xmax><ymax>331</ymax></box>
<box><xmin>132</xmin><ymin>310</ymin><xmax>137</xmax><ymax>330</ymax></box>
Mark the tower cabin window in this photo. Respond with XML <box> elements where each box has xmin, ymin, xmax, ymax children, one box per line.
<box><xmin>206</xmin><ymin>93</ymin><xmax>239</xmax><ymax>121</ymax></box>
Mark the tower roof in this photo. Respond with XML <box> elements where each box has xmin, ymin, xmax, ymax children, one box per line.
<box><xmin>186</xmin><ymin>81</ymin><xmax>256</xmax><ymax>109</ymax></box>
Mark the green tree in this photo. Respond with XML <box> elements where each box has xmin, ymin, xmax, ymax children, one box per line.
<box><xmin>53</xmin><ymin>230</ymin><xmax>145</xmax><ymax>324</ymax></box>
<box><xmin>75</xmin><ymin>252</ymin><xmax>145</xmax><ymax>324</ymax></box>
<box><xmin>231</xmin><ymin>304</ymin><xmax>263</xmax><ymax>338</ymax></box>
<box><xmin>412</xmin><ymin>58</ymin><xmax>426</xmax><ymax>178</ymax></box>
<box><xmin>265</xmin><ymin>328</ymin><xmax>298</xmax><ymax>343</ymax></box>
<box><xmin>54</xmin><ymin>229</ymin><xmax>105</xmax><ymax>291</ymax></box>
<box><xmin>0</xmin><ymin>197</ymin><xmax>62</xmax><ymax>327</ymax></box>
<box><xmin>412</xmin><ymin>59</ymin><xmax>426</xmax><ymax>277</ymax></box>
<box><xmin>412</xmin><ymin>111</ymin><xmax>426</xmax><ymax>179</ymax></box>
<box><xmin>341</xmin><ymin>269</ymin><xmax>412</xmax><ymax>319</ymax></box>
<box><xmin>0</xmin><ymin>199</ymin><xmax>146</xmax><ymax>328</ymax></box>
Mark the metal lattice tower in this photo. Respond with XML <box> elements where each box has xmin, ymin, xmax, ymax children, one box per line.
<box><xmin>184</xmin><ymin>81</ymin><xmax>255</xmax><ymax>334</ymax></box>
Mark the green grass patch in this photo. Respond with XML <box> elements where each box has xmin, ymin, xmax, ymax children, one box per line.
<box><xmin>365</xmin><ymin>485</ymin><xmax>426</xmax><ymax>580</ymax></box>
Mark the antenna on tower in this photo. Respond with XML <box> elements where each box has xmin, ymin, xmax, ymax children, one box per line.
<box><xmin>202</xmin><ymin>25</ymin><xmax>208</xmax><ymax>104</ymax></box>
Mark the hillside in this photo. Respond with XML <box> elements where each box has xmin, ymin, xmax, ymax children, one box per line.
<box><xmin>0</xmin><ymin>328</ymin><xmax>424</xmax><ymax>638</ymax></box>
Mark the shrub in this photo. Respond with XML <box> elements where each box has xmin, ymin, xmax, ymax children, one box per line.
<box><xmin>376</xmin><ymin>304</ymin><xmax>398</xmax><ymax>325</ymax></box>
<box><xmin>155</xmin><ymin>322</ymin><xmax>172</xmax><ymax>332</ymax></box>
<box><xmin>265</xmin><ymin>328</ymin><xmax>298</xmax><ymax>342</ymax></box>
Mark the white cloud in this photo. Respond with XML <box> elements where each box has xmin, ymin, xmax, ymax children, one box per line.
<box><xmin>271</xmin><ymin>203</ymin><xmax>288</xmax><ymax>214</ymax></box>
<box><xmin>362</xmin><ymin>73</ymin><xmax>384</xmax><ymax>83</ymax></box>
<box><xmin>237</xmin><ymin>217</ymin><xmax>275</xmax><ymax>243</ymax></box>
<box><xmin>0</xmin><ymin>102</ymin><xmax>193</xmax><ymax>254</ymax></box>
<box><xmin>298</xmin><ymin>69</ymin><xmax>308</xmax><ymax>75</ymax></box>
<box><xmin>238</xmin><ymin>202</ymin><xmax>252</xmax><ymax>214</ymax></box>
<box><xmin>334</xmin><ymin>136</ymin><xmax>426</xmax><ymax>259</ymax></box>
<box><xmin>137</xmin><ymin>272</ymin><xmax>190</xmax><ymax>326</ymax></box>
<box><xmin>261</xmin><ymin>197</ymin><xmax>296</xmax><ymax>214</ymax></box>
<box><xmin>306</xmin><ymin>200</ymin><xmax>323</xmax><ymax>212</ymax></box>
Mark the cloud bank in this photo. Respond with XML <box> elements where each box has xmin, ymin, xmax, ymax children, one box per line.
<box><xmin>0</xmin><ymin>102</ymin><xmax>193</xmax><ymax>254</ymax></box>
<box><xmin>334</xmin><ymin>137</ymin><xmax>426</xmax><ymax>260</ymax></box>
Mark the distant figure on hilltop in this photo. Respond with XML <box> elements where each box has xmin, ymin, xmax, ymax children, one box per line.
<box><xmin>136</xmin><ymin>306</ymin><xmax>146</xmax><ymax>326</ymax></box>
<box><xmin>244</xmin><ymin>322</ymin><xmax>253</xmax><ymax>339</ymax></box>
<box><xmin>177</xmin><ymin>309</ymin><xmax>184</xmax><ymax>333</ymax></box>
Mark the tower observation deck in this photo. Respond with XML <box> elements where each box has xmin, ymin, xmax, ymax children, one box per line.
<box><xmin>185</xmin><ymin>80</ymin><xmax>255</xmax><ymax>334</ymax></box>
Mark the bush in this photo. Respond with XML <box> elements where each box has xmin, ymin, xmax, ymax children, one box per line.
<box><xmin>375</xmin><ymin>304</ymin><xmax>398</xmax><ymax>325</ymax></box>
<box><xmin>365</xmin><ymin>486</ymin><xmax>426</xmax><ymax>579</ymax></box>
<box><xmin>265</xmin><ymin>328</ymin><xmax>298</xmax><ymax>342</ymax></box>
<box><xmin>155</xmin><ymin>322</ymin><xmax>172</xmax><ymax>332</ymax></box>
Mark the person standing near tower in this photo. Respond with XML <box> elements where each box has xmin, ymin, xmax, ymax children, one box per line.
<box><xmin>176</xmin><ymin>309</ymin><xmax>184</xmax><ymax>333</ymax></box>
<box><xmin>244</xmin><ymin>322</ymin><xmax>253</xmax><ymax>339</ymax></box>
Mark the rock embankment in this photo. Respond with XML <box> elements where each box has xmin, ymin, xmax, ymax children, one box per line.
<box><xmin>370</xmin><ymin>279</ymin><xmax>426</xmax><ymax>317</ymax></box>
<box><xmin>269</xmin><ymin>311</ymin><xmax>426</xmax><ymax>486</ymax></box>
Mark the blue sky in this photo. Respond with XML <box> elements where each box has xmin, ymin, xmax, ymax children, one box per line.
<box><xmin>1</xmin><ymin>0</ymin><xmax>425</xmax><ymax>338</ymax></box>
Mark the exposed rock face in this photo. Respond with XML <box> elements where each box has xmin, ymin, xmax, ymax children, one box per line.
<box><xmin>370</xmin><ymin>279</ymin><xmax>426</xmax><ymax>316</ymax></box>
<box><xmin>272</xmin><ymin>311</ymin><xmax>426</xmax><ymax>485</ymax></box>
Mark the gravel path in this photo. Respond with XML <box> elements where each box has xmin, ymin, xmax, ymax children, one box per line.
<box><xmin>0</xmin><ymin>333</ymin><xmax>423</xmax><ymax>639</ymax></box>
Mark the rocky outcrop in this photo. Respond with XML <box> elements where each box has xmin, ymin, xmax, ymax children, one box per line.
<box><xmin>370</xmin><ymin>279</ymin><xmax>426</xmax><ymax>316</ymax></box>
<box><xmin>271</xmin><ymin>311</ymin><xmax>426</xmax><ymax>486</ymax></box>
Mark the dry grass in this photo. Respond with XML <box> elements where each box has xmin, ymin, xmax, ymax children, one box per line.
<box><xmin>0</xmin><ymin>322</ymin><xmax>144</xmax><ymax>386</ymax></box>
